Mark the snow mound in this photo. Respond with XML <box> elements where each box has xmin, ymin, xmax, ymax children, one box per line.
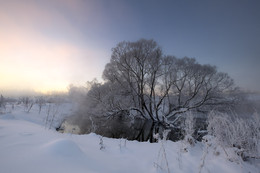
<box><xmin>42</xmin><ymin>139</ymin><xmax>84</xmax><ymax>158</ymax></box>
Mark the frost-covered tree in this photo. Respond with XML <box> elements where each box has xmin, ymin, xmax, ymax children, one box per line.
<box><xmin>86</xmin><ymin>39</ymin><xmax>237</xmax><ymax>125</ymax></box>
<box><xmin>36</xmin><ymin>96</ymin><xmax>45</xmax><ymax>114</ymax></box>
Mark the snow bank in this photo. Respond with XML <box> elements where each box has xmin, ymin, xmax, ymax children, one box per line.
<box><xmin>0</xmin><ymin>103</ymin><xmax>259</xmax><ymax>173</ymax></box>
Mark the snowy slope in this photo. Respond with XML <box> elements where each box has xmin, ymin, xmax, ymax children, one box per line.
<box><xmin>0</xmin><ymin>103</ymin><xmax>259</xmax><ymax>173</ymax></box>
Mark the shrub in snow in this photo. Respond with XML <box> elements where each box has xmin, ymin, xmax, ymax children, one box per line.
<box><xmin>154</xmin><ymin>130</ymin><xmax>170</xmax><ymax>173</ymax></box>
<box><xmin>207</xmin><ymin>111</ymin><xmax>260</xmax><ymax>160</ymax></box>
<box><xmin>99</xmin><ymin>136</ymin><xmax>105</xmax><ymax>150</ymax></box>
<box><xmin>36</xmin><ymin>96</ymin><xmax>46</xmax><ymax>114</ymax></box>
<box><xmin>183</xmin><ymin>112</ymin><xmax>196</xmax><ymax>146</ymax></box>
<box><xmin>45</xmin><ymin>102</ymin><xmax>61</xmax><ymax>129</ymax></box>
<box><xmin>118</xmin><ymin>138</ymin><xmax>127</xmax><ymax>151</ymax></box>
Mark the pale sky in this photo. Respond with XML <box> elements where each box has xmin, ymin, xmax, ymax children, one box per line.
<box><xmin>0</xmin><ymin>0</ymin><xmax>260</xmax><ymax>96</ymax></box>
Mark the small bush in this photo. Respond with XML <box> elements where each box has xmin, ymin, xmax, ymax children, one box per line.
<box><xmin>207</xmin><ymin>111</ymin><xmax>260</xmax><ymax>160</ymax></box>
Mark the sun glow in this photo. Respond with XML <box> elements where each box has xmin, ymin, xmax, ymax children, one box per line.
<box><xmin>0</xmin><ymin>29</ymin><xmax>74</xmax><ymax>93</ymax></box>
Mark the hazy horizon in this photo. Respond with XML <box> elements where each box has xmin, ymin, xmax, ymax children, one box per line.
<box><xmin>1</xmin><ymin>0</ymin><xmax>260</xmax><ymax>96</ymax></box>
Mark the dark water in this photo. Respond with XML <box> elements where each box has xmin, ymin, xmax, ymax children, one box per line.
<box><xmin>90</xmin><ymin>118</ymin><xmax>184</xmax><ymax>142</ymax></box>
<box><xmin>58</xmin><ymin>114</ymin><xmax>207</xmax><ymax>142</ymax></box>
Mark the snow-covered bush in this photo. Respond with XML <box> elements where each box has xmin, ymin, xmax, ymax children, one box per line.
<box><xmin>183</xmin><ymin>112</ymin><xmax>196</xmax><ymax>146</ymax></box>
<box><xmin>207</xmin><ymin>111</ymin><xmax>260</xmax><ymax>160</ymax></box>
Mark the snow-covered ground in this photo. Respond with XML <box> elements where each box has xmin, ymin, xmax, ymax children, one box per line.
<box><xmin>0</xmin><ymin>103</ymin><xmax>259</xmax><ymax>173</ymax></box>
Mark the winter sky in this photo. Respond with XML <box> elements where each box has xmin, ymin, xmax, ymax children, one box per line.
<box><xmin>0</xmin><ymin>0</ymin><xmax>260</xmax><ymax>95</ymax></box>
